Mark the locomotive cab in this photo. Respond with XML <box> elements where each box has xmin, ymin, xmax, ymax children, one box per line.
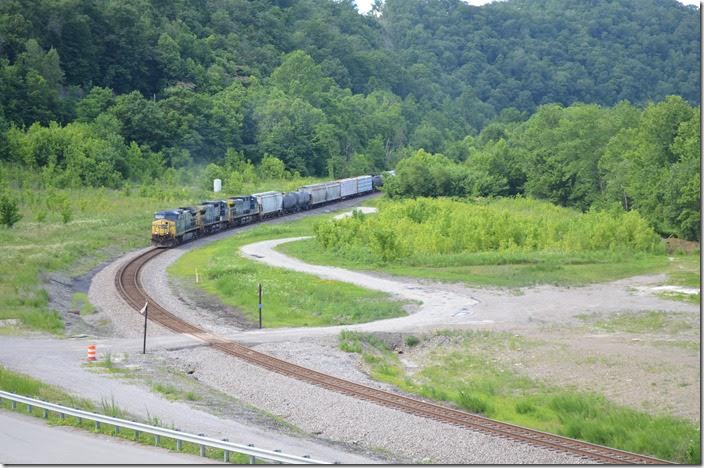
<box><xmin>152</xmin><ymin>210</ymin><xmax>179</xmax><ymax>247</ymax></box>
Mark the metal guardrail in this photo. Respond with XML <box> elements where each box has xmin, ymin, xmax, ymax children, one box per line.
<box><xmin>0</xmin><ymin>390</ymin><xmax>331</xmax><ymax>464</ymax></box>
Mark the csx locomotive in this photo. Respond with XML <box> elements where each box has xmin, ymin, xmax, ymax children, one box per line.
<box><xmin>151</xmin><ymin>174</ymin><xmax>383</xmax><ymax>247</ymax></box>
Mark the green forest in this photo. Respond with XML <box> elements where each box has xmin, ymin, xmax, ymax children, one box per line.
<box><xmin>0</xmin><ymin>0</ymin><xmax>700</xmax><ymax>239</ymax></box>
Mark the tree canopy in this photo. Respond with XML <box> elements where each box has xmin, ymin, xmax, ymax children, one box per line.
<box><xmin>0</xmin><ymin>0</ymin><xmax>699</xmax><ymax>240</ymax></box>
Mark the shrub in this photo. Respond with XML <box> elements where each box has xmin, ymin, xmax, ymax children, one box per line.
<box><xmin>0</xmin><ymin>194</ymin><xmax>21</xmax><ymax>228</ymax></box>
<box><xmin>405</xmin><ymin>335</ymin><xmax>420</xmax><ymax>347</ymax></box>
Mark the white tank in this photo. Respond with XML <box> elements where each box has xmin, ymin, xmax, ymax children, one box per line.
<box><xmin>213</xmin><ymin>179</ymin><xmax>222</xmax><ymax>192</ymax></box>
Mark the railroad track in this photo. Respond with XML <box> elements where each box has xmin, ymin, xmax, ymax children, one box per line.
<box><xmin>115</xmin><ymin>247</ymin><xmax>670</xmax><ymax>465</ymax></box>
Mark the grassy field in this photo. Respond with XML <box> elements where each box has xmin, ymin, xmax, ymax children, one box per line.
<box><xmin>168</xmin><ymin>210</ymin><xmax>409</xmax><ymax>328</ymax></box>
<box><xmin>0</xmin><ymin>365</ymin><xmax>248</xmax><ymax>463</ymax></box>
<box><xmin>338</xmin><ymin>330</ymin><xmax>700</xmax><ymax>464</ymax></box>
<box><xmin>0</xmin><ymin>174</ymin><xmax>327</xmax><ymax>334</ymax></box>
<box><xmin>576</xmin><ymin>310</ymin><xmax>697</xmax><ymax>335</ymax></box>
<box><xmin>280</xmin><ymin>240</ymin><xmax>677</xmax><ymax>287</ymax></box>
<box><xmin>278</xmin><ymin>197</ymin><xmax>699</xmax><ymax>287</ymax></box>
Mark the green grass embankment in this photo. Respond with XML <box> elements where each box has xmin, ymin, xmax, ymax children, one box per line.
<box><xmin>338</xmin><ymin>331</ymin><xmax>700</xmax><ymax>464</ymax></box>
<box><xmin>168</xmin><ymin>209</ymin><xmax>408</xmax><ymax>328</ymax></box>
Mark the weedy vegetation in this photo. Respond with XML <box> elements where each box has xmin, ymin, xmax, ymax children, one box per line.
<box><xmin>337</xmin><ymin>330</ymin><xmax>700</xmax><ymax>464</ymax></box>
<box><xmin>279</xmin><ymin>197</ymin><xmax>697</xmax><ymax>287</ymax></box>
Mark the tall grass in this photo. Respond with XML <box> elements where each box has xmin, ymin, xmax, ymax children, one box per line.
<box><xmin>274</xmin><ymin>196</ymin><xmax>683</xmax><ymax>287</ymax></box>
<box><xmin>315</xmin><ymin>197</ymin><xmax>663</xmax><ymax>261</ymax></box>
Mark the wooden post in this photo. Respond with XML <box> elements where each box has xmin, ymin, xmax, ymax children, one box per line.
<box><xmin>141</xmin><ymin>302</ymin><xmax>148</xmax><ymax>354</ymax></box>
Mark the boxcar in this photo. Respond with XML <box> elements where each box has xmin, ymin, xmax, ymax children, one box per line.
<box><xmin>354</xmin><ymin>175</ymin><xmax>373</xmax><ymax>194</ymax></box>
<box><xmin>253</xmin><ymin>191</ymin><xmax>283</xmax><ymax>217</ymax></box>
<box><xmin>339</xmin><ymin>178</ymin><xmax>358</xmax><ymax>198</ymax></box>
<box><xmin>325</xmin><ymin>181</ymin><xmax>341</xmax><ymax>202</ymax></box>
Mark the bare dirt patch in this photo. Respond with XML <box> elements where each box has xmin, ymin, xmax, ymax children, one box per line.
<box><xmin>664</xmin><ymin>237</ymin><xmax>700</xmax><ymax>254</ymax></box>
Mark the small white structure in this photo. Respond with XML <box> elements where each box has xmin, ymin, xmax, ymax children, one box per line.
<box><xmin>213</xmin><ymin>178</ymin><xmax>222</xmax><ymax>192</ymax></box>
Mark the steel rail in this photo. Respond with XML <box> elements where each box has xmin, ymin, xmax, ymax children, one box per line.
<box><xmin>115</xmin><ymin>245</ymin><xmax>671</xmax><ymax>465</ymax></box>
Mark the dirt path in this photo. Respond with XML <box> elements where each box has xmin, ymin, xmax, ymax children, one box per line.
<box><xmin>233</xmin><ymin>237</ymin><xmax>697</xmax><ymax>343</ymax></box>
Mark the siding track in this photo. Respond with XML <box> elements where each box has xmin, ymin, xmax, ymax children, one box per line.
<box><xmin>115</xmin><ymin>247</ymin><xmax>670</xmax><ymax>465</ymax></box>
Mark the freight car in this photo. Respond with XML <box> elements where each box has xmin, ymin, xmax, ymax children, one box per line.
<box><xmin>253</xmin><ymin>191</ymin><xmax>283</xmax><ymax>219</ymax></box>
<box><xmin>151</xmin><ymin>173</ymin><xmax>386</xmax><ymax>247</ymax></box>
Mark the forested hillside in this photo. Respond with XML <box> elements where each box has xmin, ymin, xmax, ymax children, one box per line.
<box><xmin>0</xmin><ymin>0</ymin><xmax>699</xmax><ymax>238</ymax></box>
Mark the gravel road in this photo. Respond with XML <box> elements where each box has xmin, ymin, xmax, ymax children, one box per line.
<box><xmin>231</xmin><ymin>237</ymin><xmax>698</xmax><ymax>343</ymax></box>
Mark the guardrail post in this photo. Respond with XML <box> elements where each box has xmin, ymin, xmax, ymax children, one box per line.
<box><xmin>274</xmin><ymin>449</ymin><xmax>282</xmax><ymax>464</ymax></box>
<box><xmin>60</xmin><ymin>412</ymin><xmax>65</xmax><ymax>420</ymax></box>
<box><xmin>175</xmin><ymin>429</ymin><xmax>182</xmax><ymax>450</ymax></box>
<box><xmin>27</xmin><ymin>404</ymin><xmax>32</xmax><ymax>414</ymax></box>
<box><xmin>11</xmin><ymin>400</ymin><xmax>16</xmax><ymax>409</ymax></box>
<box><xmin>95</xmin><ymin>421</ymin><xmax>100</xmax><ymax>431</ymax></box>
<box><xmin>222</xmin><ymin>439</ymin><xmax>229</xmax><ymax>463</ymax></box>
<box><xmin>114</xmin><ymin>425</ymin><xmax>120</xmax><ymax>435</ymax></box>
<box><xmin>43</xmin><ymin>408</ymin><xmax>48</xmax><ymax>418</ymax></box>
<box><xmin>78</xmin><ymin>417</ymin><xmax>82</xmax><ymax>424</ymax></box>
<box><xmin>199</xmin><ymin>434</ymin><xmax>205</xmax><ymax>457</ymax></box>
<box><xmin>248</xmin><ymin>444</ymin><xmax>256</xmax><ymax>464</ymax></box>
<box><xmin>155</xmin><ymin>434</ymin><xmax>160</xmax><ymax>446</ymax></box>
<box><xmin>135</xmin><ymin>430</ymin><xmax>140</xmax><ymax>441</ymax></box>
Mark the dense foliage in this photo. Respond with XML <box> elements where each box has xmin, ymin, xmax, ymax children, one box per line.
<box><xmin>386</xmin><ymin>97</ymin><xmax>700</xmax><ymax>241</ymax></box>
<box><xmin>0</xmin><ymin>0</ymin><xmax>698</xmax><ymax>183</ymax></box>
<box><xmin>314</xmin><ymin>198</ymin><xmax>662</xmax><ymax>263</ymax></box>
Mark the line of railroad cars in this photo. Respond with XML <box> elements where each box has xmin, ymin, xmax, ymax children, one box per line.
<box><xmin>151</xmin><ymin>174</ymin><xmax>384</xmax><ymax>247</ymax></box>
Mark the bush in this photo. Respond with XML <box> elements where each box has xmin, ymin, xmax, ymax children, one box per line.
<box><xmin>0</xmin><ymin>194</ymin><xmax>22</xmax><ymax>228</ymax></box>
<box><xmin>405</xmin><ymin>335</ymin><xmax>420</xmax><ymax>347</ymax></box>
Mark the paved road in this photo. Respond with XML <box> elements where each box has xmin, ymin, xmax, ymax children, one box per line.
<box><xmin>0</xmin><ymin>410</ymin><xmax>218</xmax><ymax>464</ymax></box>
<box><xmin>0</xmin><ymin>336</ymin><xmax>374</xmax><ymax>464</ymax></box>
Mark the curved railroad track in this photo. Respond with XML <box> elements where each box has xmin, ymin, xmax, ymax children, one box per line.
<box><xmin>115</xmin><ymin>247</ymin><xmax>670</xmax><ymax>465</ymax></box>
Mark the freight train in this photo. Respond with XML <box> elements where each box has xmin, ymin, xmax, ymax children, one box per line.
<box><xmin>151</xmin><ymin>174</ymin><xmax>384</xmax><ymax>247</ymax></box>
